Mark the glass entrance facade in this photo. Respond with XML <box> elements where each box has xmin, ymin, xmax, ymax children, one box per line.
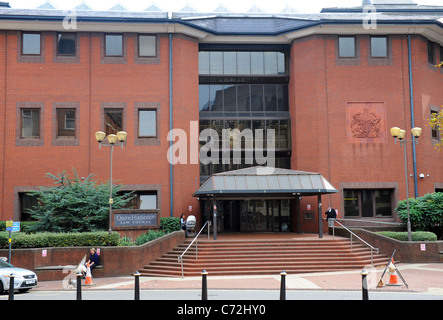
<box><xmin>201</xmin><ymin>199</ymin><xmax>292</xmax><ymax>233</ymax></box>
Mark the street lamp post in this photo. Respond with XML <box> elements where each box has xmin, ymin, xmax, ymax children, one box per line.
<box><xmin>389</xmin><ymin>126</ymin><xmax>422</xmax><ymax>242</ymax></box>
<box><xmin>95</xmin><ymin>130</ymin><xmax>127</xmax><ymax>234</ymax></box>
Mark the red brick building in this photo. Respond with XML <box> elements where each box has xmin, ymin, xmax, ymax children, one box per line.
<box><xmin>0</xmin><ymin>0</ymin><xmax>442</xmax><ymax>235</ymax></box>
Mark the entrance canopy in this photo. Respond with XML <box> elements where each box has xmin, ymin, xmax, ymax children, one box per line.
<box><xmin>193</xmin><ymin>167</ymin><xmax>338</xmax><ymax>199</ymax></box>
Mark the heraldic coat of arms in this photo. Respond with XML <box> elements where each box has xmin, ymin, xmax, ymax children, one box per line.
<box><xmin>350</xmin><ymin>107</ymin><xmax>381</xmax><ymax>138</ymax></box>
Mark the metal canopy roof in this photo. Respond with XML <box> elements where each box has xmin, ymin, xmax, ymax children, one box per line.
<box><xmin>193</xmin><ymin>167</ymin><xmax>338</xmax><ymax>198</ymax></box>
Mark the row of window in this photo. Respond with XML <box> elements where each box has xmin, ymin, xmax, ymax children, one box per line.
<box><xmin>338</xmin><ymin>36</ymin><xmax>389</xmax><ymax>58</ymax></box>
<box><xmin>19</xmin><ymin>105</ymin><xmax>157</xmax><ymax>142</ymax></box>
<box><xmin>199</xmin><ymin>51</ymin><xmax>287</xmax><ymax>76</ymax></box>
<box><xmin>21</xmin><ymin>32</ymin><xmax>157</xmax><ymax>58</ymax></box>
<box><xmin>199</xmin><ymin>84</ymin><xmax>289</xmax><ymax>113</ymax></box>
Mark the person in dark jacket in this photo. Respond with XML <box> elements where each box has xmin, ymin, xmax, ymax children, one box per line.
<box><xmin>86</xmin><ymin>248</ymin><xmax>100</xmax><ymax>276</ymax></box>
<box><xmin>325</xmin><ymin>205</ymin><xmax>337</xmax><ymax>222</ymax></box>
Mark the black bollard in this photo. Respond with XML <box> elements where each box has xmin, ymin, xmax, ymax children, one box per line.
<box><xmin>8</xmin><ymin>274</ymin><xmax>14</xmax><ymax>300</ymax></box>
<box><xmin>201</xmin><ymin>270</ymin><xmax>208</xmax><ymax>300</ymax></box>
<box><xmin>280</xmin><ymin>270</ymin><xmax>287</xmax><ymax>300</ymax></box>
<box><xmin>134</xmin><ymin>271</ymin><xmax>140</xmax><ymax>300</ymax></box>
<box><xmin>361</xmin><ymin>269</ymin><xmax>369</xmax><ymax>300</ymax></box>
<box><xmin>76</xmin><ymin>272</ymin><xmax>82</xmax><ymax>300</ymax></box>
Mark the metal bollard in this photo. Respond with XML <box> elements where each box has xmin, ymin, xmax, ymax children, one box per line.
<box><xmin>280</xmin><ymin>270</ymin><xmax>287</xmax><ymax>300</ymax></box>
<box><xmin>8</xmin><ymin>274</ymin><xmax>14</xmax><ymax>300</ymax></box>
<box><xmin>361</xmin><ymin>269</ymin><xmax>369</xmax><ymax>300</ymax></box>
<box><xmin>134</xmin><ymin>271</ymin><xmax>140</xmax><ymax>300</ymax></box>
<box><xmin>76</xmin><ymin>272</ymin><xmax>82</xmax><ymax>300</ymax></box>
<box><xmin>201</xmin><ymin>270</ymin><xmax>208</xmax><ymax>300</ymax></box>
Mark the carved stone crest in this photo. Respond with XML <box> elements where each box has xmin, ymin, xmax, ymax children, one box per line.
<box><xmin>350</xmin><ymin>107</ymin><xmax>381</xmax><ymax>138</ymax></box>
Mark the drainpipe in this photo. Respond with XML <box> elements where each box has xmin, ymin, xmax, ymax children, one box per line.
<box><xmin>169</xmin><ymin>32</ymin><xmax>174</xmax><ymax>217</ymax></box>
<box><xmin>407</xmin><ymin>35</ymin><xmax>419</xmax><ymax>198</ymax></box>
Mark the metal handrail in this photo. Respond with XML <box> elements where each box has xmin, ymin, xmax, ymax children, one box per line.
<box><xmin>178</xmin><ymin>221</ymin><xmax>211</xmax><ymax>279</ymax></box>
<box><xmin>329</xmin><ymin>218</ymin><xmax>379</xmax><ymax>266</ymax></box>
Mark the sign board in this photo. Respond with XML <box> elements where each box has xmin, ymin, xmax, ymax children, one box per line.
<box><xmin>6</xmin><ymin>221</ymin><xmax>20</xmax><ymax>232</ymax></box>
<box><xmin>112</xmin><ymin>210</ymin><xmax>159</xmax><ymax>230</ymax></box>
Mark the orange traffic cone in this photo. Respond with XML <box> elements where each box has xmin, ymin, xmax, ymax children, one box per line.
<box><xmin>84</xmin><ymin>262</ymin><xmax>94</xmax><ymax>286</ymax></box>
<box><xmin>386</xmin><ymin>259</ymin><xmax>402</xmax><ymax>286</ymax></box>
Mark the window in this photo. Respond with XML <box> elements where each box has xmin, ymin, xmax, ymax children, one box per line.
<box><xmin>104</xmin><ymin>108</ymin><xmax>123</xmax><ymax>135</ymax></box>
<box><xmin>344</xmin><ymin>189</ymin><xmax>393</xmax><ymax>218</ymax></box>
<box><xmin>431</xmin><ymin>110</ymin><xmax>440</xmax><ymax>141</ymax></box>
<box><xmin>440</xmin><ymin>46</ymin><xmax>443</xmax><ymax>66</ymax></box>
<box><xmin>57</xmin><ymin>33</ymin><xmax>76</xmax><ymax>55</ymax></box>
<box><xmin>428</xmin><ymin>40</ymin><xmax>435</xmax><ymax>64</ymax></box>
<box><xmin>198</xmin><ymin>51</ymin><xmax>288</xmax><ymax>76</ymax></box>
<box><xmin>105</xmin><ymin>34</ymin><xmax>123</xmax><ymax>56</ymax></box>
<box><xmin>338</xmin><ymin>37</ymin><xmax>356</xmax><ymax>58</ymax></box>
<box><xmin>21</xmin><ymin>109</ymin><xmax>40</xmax><ymax>138</ymax></box>
<box><xmin>138</xmin><ymin>110</ymin><xmax>156</xmax><ymax>137</ymax></box>
<box><xmin>22</xmin><ymin>33</ymin><xmax>41</xmax><ymax>55</ymax></box>
<box><xmin>56</xmin><ymin>109</ymin><xmax>75</xmax><ymax>138</ymax></box>
<box><xmin>138</xmin><ymin>35</ymin><xmax>156</xmax><ymax>57</ymax></box>
<box><xmin>124</xmin><ymin>192</ymin><xmax>157</xmax><ymax>209</ymax></box>
<box><xmin>371</xmin><ymin>36</ymin><xmax>387</xmax><ymax>58</ymax></box>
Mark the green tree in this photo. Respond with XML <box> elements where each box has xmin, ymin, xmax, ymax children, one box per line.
<box><xmin>395</xmin><ymin>192</ymin><xmax>443</xmax><ymax>239</ymax></box>
<box><xmin>26</xmin><ymin>169</ymin><xmax>133</xmax><ymax>233</ymax></box>
<box><xmin>431</xmin><ymin>63</ymin><xmax>443</xmax><ymax>149</ymax></box>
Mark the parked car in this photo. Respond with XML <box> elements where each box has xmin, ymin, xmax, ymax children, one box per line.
<box><xmin>0</xmin><ymin>258</ymin><xmax>38</xmax><ymax>293</ymax></box>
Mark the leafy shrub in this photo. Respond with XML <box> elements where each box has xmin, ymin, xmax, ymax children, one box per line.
<box><xmin>25</xmin><ymin>169</ymin><xmax>133</xmax><ymax>233</ymax></box>
<box><xmin>135</xmin><ymin>230</ymin><xmax>167</xmax><ymax>246</ymax></box>
<box><xmin>160</xmin><ymin>217</ymin><xmax>180</xmax><ymax>233</ymax></box>
<box><xmin>395</xmin><ymin>192</ymin><xmax>443</xmax><ymax>239</ymax></box>
<box><xmin>0</xmin><ymin>231</ymin><xmax>120</xmax><ymax>248</ymax></box>
<box><xmin>376</xmin><ymin>231</ymin><xmax>437</xmax><ymax>242</ymax></box>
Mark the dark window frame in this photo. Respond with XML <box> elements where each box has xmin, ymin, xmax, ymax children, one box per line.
<box><xmin>343</xmin><ymin>188</ymin><xmax>394</xmax><ymax>218</ymax></box>
<box><xmin>338</xmin><ymin>36</ymin><xmax>356</xmax><ymax>58</ymax></box>
<box><xmin>138</xmin><ymin>34</ymin><xmax>157</xmax><ymax>57</ymax></box>
<box><xmin>56</xmin><ymin>32</ymin><xmax>76</xmax><ymax>56</ymax></box>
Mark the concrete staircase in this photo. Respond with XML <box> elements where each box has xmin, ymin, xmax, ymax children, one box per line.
<box><xmin>138</xmin><ymin>236</ymin><xmax>390</xmax><ymax>277</ymax></box>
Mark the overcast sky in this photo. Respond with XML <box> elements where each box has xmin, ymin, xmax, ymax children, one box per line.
<box><xmin>6</xmin><ymin>0</ymin><xmax>443</xmax><ymax>13</ymax></box>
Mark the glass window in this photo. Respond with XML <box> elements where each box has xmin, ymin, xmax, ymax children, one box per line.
<box><xmin>57</xmin><ymin>33</ymin><xmax>76</xmax><ymax>55</ymax></box>
<box><xmin>277</xmin><ymin>85</ymin><xmax>289</xmax><ymax>111</ymax></box>
<box><xmin>237</xmin><ymin>85</ymin><xmax>250</xmax><ymax>111</ymax></box>
<box><xmin>209</xmin><ymin>51</ymin><xmax>223</xmax><ymax>75</ymax></box>
<box><xmin>139</xmin><ymin>194</ymin><xmax>157</xmax><ymax>210</ymax></box>
<box><xmin>375</xmin><ymin>190</ymin><xmax>392</xmax><ymax>217</ymax></box>
<box><xmin>21</xmin><ymin>109</ymin><xmax>40</xmax><ymax>138</ymax></box>
<box><xmin>431</xmin><ymin>110</ymin><xmax>440</xmax><ymax>140</ymax></box>
<box><xmin>105</xmin><ymin>34</ymin><xmax>123</xmax><ymax>56</ymax></box>
<box><xmin>22</xmin><ymin>33</ymin><xmax>41</xmax><ymax>55</ymax></box>
<box><xmin>199</xmin><ymin>52</ymin><xmax>210</xmax><ymax>74</ymax></box>
<box><xmin>279</xmin><ymin>120</ymin><xmax>290</xmax><ymax>149</ymax></box>
<box><xmin>138</xmin><ymin>110</ymin><xmax>156</xmax><ymax>137</ymax></box>
<box><xmin>199</xmin><ymin>85</ymin><xmax>210</xmax><ymax>112</ymax></box>
<box><xmin>338</xmin><ymin>36</ymin><xmax>356</xmax><ymax>58</ymax></box>
<box><xmin>344</xmin><ymin>189</ymin><xmax>393</xmax><ymax>217</ymax></box>
<box><xmin>223</xmin><ymin>52</ymin><xmax>237</xmax><ymax>75</ymax></box>
<box><xmin>264</xmin><ymin>85</ymin><xmax>277</xmax><ymax>111</ymax></box>
<box><xmin>277</xmin><ymin>52</ymin><xmax>286</xmax><ymax>74</ymax></box>
<box><xmin>250</xmin><ymin>85</ymin><xmax>263</xmax><ymax>111</ymax></box>
<box><xmin>371</xmin><ymin>37</ymin><xmax>387</xmax><ymax>58</ymax></box>
<box><xmin>104</xmin><ymin>108</ymin><xmax>123</xmax><ymax>136</ymax></box>
<box><xmin>57</xmin><ymin>109</ymin><xmax>75</xmax><ymax>137</ymax></box>
<box><xmin>428</xmin><ymin>40</ymin><xmax>435</xmax><ymax>64</ymax></box>
<box><xmin>139</xmin><ymin>35</ymin><xmax>156</xmax><ymax>57</ymax></box>
<box><xmin>264</xmin><ymin>52</ymin><xmax>278</xmax><ymax>75</ymax></box>
<box><xmin>237</xmin><ymin>52</ymin><xmax>250</xmax><ymax>75</ymax></box>
<box><xmin>344</xmin><ymin>190</ymin><xmax>359</xmax><ymax>217</ymax></box>
<box><xmin>210</xmin><ymin>85</ymin><xmax>224</xmax><ymax>111</ymax></box>
<box><xmin>251</xmin><ymin>52</ymin><xmax>264</xmax><ymax>74</ymax></box>
<box><xmin>223</xmin><ymin>85</ymin><xmax>237</xmax><ymax>111</ymax></box>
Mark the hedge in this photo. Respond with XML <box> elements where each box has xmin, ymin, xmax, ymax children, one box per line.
<box><xmin>0</xmin><ymin>231</ymin><xmax>121</xmax><ymax>249</ymax></box>
<box><xmin>376</xmin><ymin>231</ymin><xmax>437</xmax><ymax>242</ymax></box>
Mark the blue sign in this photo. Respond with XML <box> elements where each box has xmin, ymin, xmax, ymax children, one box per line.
<box><xmin>6</xmin><ymin>222</ymin><xmax>20</xmax><ymax>232</ymax></box>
